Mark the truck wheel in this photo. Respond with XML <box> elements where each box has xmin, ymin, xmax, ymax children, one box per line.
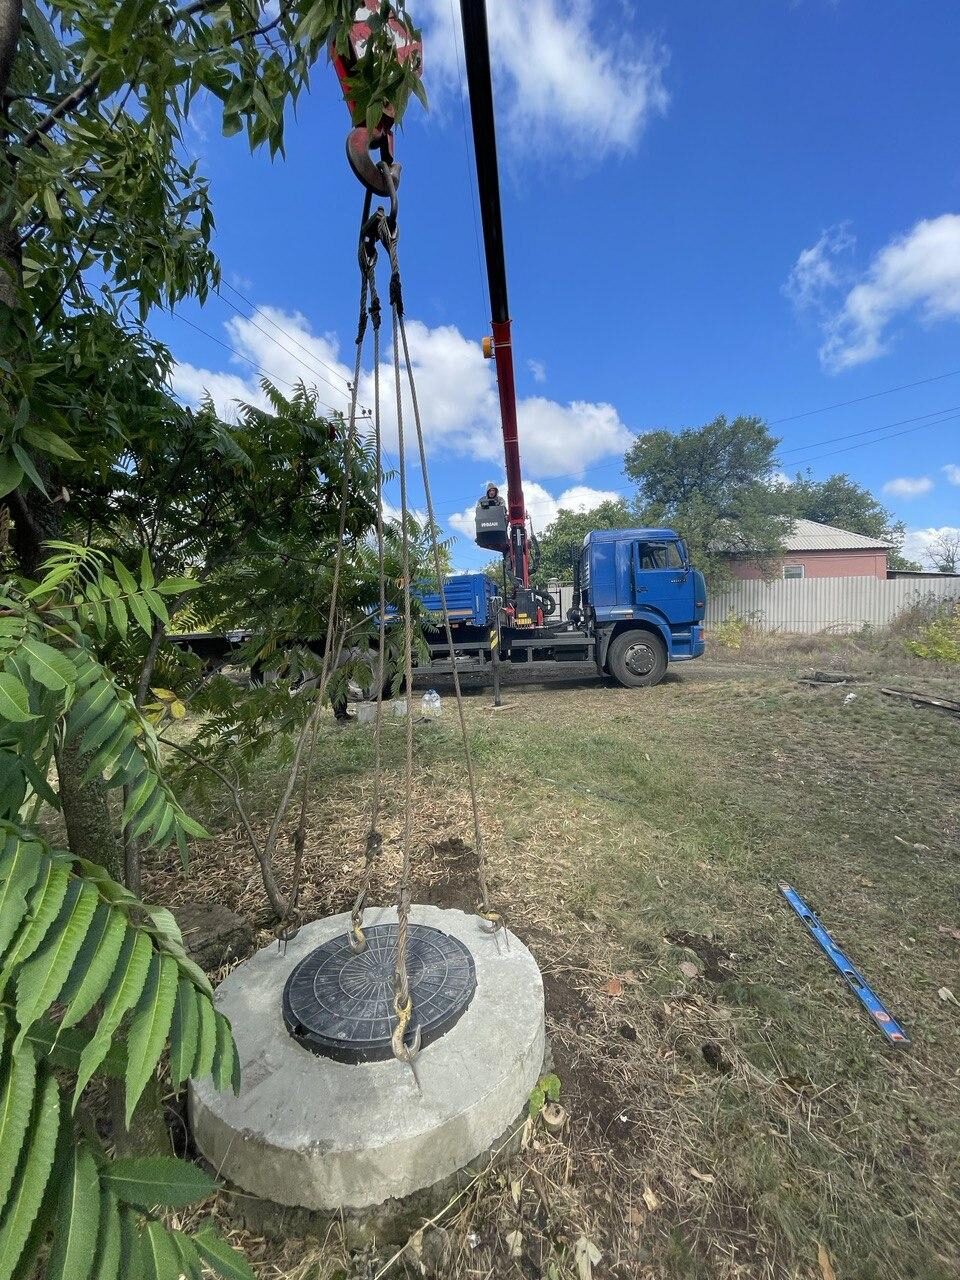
<box><xmin>607</xmin><ymin>629</ymin><xmax>667</xmax><ymax>688</ymax></box>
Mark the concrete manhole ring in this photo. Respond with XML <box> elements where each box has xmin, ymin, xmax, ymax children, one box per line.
<box><xmin>189</xmin><ymin>905</ymin><xmax>545</xmax><ymax>1212</ymax></box>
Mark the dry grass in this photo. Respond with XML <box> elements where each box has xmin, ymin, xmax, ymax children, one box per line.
<box><xmin>144</xmin><ymin>651</ymin><xmax>960</xmax><ymax>1279</ymax></box>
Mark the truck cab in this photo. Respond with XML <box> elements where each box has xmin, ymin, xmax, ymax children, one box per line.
<box><xmin>576</xmin><ymin>528</ymin><xmax>706</xmax><ymax>686</ymax></box>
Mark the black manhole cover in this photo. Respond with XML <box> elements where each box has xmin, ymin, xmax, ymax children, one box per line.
<box><xmin>282</xmin><ymin>923</ymin><xmax>477</xmax><ymax>1063</ymax></box>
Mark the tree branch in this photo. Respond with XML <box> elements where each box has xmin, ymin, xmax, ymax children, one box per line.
<box><xmin>158</xmin><ymin>734</ymin><xmax>289</xmax><ymax>918</ymax></box>
<box><xmin>0</xmin><ymin>0</ymin><xmax>21</xmax><ymax>106</ymax></box>
<box><xmin>19</xmin><ymin>0</ymin><xmax>225</xmax><ymax>149</ymax></box>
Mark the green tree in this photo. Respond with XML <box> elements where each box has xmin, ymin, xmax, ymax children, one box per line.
<box><xmin>624</xmin><ymin>415</ymin><xmax>794</xmax><ymax>584</ymax></box>
<box><xmin>532</xmin><ymin>498</ymin><xmax>634</xmax><ymax>584</ymax></box>
<box><xmin>788</xmin><ymin>470</ymin><xmax>920</xmax><ymax>570</ymax></box>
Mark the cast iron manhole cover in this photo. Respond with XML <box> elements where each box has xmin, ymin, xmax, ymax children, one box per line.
<box><xmin>282</xmin><ymin>923</ymin><xmax>477</xmax><ymax>1063</ymax></box>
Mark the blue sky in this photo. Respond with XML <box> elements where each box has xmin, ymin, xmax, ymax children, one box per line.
<box><xmin>154</xmin><ymin>0</ymin><xmax>960</xmax><ymax>571</ymax></box>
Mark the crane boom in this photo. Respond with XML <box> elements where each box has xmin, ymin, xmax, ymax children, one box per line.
<box><xmin>458</xmin><ymin>0</ymin><xmax>531</xmax><ymax>597</ymax></box>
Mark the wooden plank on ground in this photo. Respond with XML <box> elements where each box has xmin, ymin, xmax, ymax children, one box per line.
<box><xmin>880</xmin><ymin>687</ymin><xmax>960</xmax><ymax>714</ymax></box>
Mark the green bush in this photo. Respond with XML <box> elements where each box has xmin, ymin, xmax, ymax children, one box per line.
<box><xmin>905</xmin><ymin>603</ymin><xmax>960</xmax><ymax>662</ymax></box>
<box><xmin>715</xmin><ymin>614</ymin><xmax>748</xmax><ymax>650</ymax></box>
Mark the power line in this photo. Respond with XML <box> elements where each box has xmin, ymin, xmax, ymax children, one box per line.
<box><xmin>212</xmin><ymin>285</ymin><xmax>365</xmax><ymax>409</ymax></box>
<box><xmin>425</xmin><ymin>409</ymin><xmax>957</xmax><ymax>523</ymax></box>
<box><xmin>218</xmin><ymin>280</ymin><xmax>358</xmax><ymax>393</ymax></box>
<box><xmin>169</xmin><ymin>310</ymin><xmax>368</xmax><ymax>420</ymax></box>
<box><xmin>768</xmin><ymin>367</ymin><xmax>960</xmax><ymax>425</ymax></box>
<box><xmin>778</xmin><ymin>403</ymin><xmax>960</xmax><ymax>458</ymax></box>
<box><xmin>779</xmin><ymin>411</ymin><xmax>960</xmax><ymax>467</ymax></box>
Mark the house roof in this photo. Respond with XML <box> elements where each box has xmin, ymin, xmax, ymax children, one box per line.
<box><xmin>783</xmin><ymin>518</ymin><xmax>892</xmax><ymax>551</ymax></box>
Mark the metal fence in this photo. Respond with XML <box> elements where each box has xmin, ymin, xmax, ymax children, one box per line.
<box><xmin>544</xmin><ymin>575</ymin><xmax>960</xmax><ymax>634</ymax></box>
<box><xmin>704</xmin><ymin>576</ymin><xmax>960</xmax><ymax>634</ymax></box>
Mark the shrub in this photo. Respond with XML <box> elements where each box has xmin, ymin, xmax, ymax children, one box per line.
<box><xmin>905</xmin><ymin>602</ymin><xmax>960</xmax><ymax>663</ymax></box>
<box><xmin>715</xmin><ymin>614</ymin><xmax>748</xmax><ymax>650</ymax></box>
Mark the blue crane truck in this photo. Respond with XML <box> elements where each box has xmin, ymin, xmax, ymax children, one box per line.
<box><xmin>172</xmin><ymin>526</ymin><xmax>705</xmax><ymax>694</ymax></box>
<box><xmin>418</xmin><ymin>527</ymin><xmax>705</xmax><ymax>689</ymax></box>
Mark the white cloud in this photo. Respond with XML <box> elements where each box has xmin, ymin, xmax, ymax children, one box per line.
<box><xmin>527</xmin><ymin>358</ymin><xmax>547</xmax><ymax>384</ymax></box>
<box><xmin>902</xmin><ymin>526</ymin><xmax>960</xmax><ymax>569</ymax></box>
<box><xmin>783</xmin><ymin>224</ymin><xmax>854</xmax><ymax>311</ymax></box>
<box><xmin>171</xmin><ymin>305</ymin><xmax>634</xmax><ymax>478</ymax></box>
<box><xmin>883</xmin><ymin>476</ymin><xmax>934</xmax><ymax>498</ymax></box>
<box><xmin>804</xmin><ymin>214</ymin><xmax>960</xmax><ymax>371</ymax></box>
<box><xmin>419</xmin><ymin>0</ymin><xmax>669</xmax><ymax>159</ymax></box>
<box><xmin>943</xmin><ymin>464</ymin><xmax>960</xmax><ymax>485</ymax></box>
<box><xmin>449</xmin><ymin>479</ymin><xmax>620</xmax><ymax>539</ymax></box>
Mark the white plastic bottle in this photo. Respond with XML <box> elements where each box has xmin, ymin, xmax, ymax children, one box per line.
<box><xmin>421</xmin><ymin>689</ymin><xmax>442</xmax><ymax>719</ymax></box>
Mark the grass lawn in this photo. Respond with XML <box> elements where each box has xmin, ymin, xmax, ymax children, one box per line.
<box><xmin>152</xmin><ymin>643</ymin><xmax>960</xmax><ymax>1280</ymax></box>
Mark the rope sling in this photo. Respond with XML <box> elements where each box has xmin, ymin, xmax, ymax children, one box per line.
<box><xmin>341</xmin><ymin>167</ymin><xmax>503</xmax><ymax>1070</ymax></box>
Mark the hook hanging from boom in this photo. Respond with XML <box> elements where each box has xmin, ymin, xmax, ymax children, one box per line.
<box><xmin>331</xmin><ymin>6</ymin><xmax>422</xmax><ymax>196</ymax></box>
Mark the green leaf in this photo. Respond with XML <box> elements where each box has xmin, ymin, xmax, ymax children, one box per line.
<box><xmin>25</xmin><ymin>1020</ymin><xmax>125</xmax><ymax>1080</ymax></box>
<box><xmin>19</xmin><ymin>753</ymin><xmax>60</xmax><ymax>811</ymax></box>
<box><xmin>171</xmin><ymin>947</ymin><xmax>213</xmax><ymax>999</ymax></box>
<box><xmin>41</xmin><ymin>186</ymin><xmax>61</xmax><ymax>222</ymax></box>
<box><xmin>69</xmin><ymin>678</ymin><xmax>115</xmax><ymax>737</ymax></box>
<box><xmin>111</xmin><ymin>558</ymin><xmax>137</xmax><ymax>597</ymax></box>
<box><xmin>0</xmin><ymin>755</ymin><xmax>26</xmax><ymax>822</ymax></box>
<box><xmin>155</xmin><ymin>578</ymin><xmax>199</xmax><ymax>596</ymax></box>
<box><xmin>212</xmin><ymin>1011</ymin><xmax>238</xmax><ymax>1095</ymax></box>
<box><xmin>80</xmin><ymin>699</ymin><xmax>126</xmax><ymax>759</ymax></box>
<box><xmin>193</xmin><ymin>1227</ymin><xmax>257</xmax><ymax>1280</ymax></box>
<box><xmin>0</xmin><ymin>860</ymin><xmax>71</xmax><ymax>990</ymax></box>
<box><xmin>20</xmin><ymin>638</ymin><xmax>77</xmax><ymax>692</ymax></box>
<box><xmin>73</xmin><ymin>929</ymin><xmax>152</xmax><ymax>1108</ymax></box>
<box><xmin>192</xmin><ymin>992</ymin><xmax>216</xmax><ymax>1079</ymax></box>
<box><xmin>142</xmin><ymin>1220</ymin><xmax>182</xmax><ymax>1280</ymax></box>
<box><xmin>101</xmin><ymin>1157</ymin><xmax>216</xmax><ymax>1211</ymax></box>
<box><xmin>128</xmin><ymin>592</ymin><xmax>153</xmax><ymax>638</ymax></box>
<box><xmin>170</xmin><ymin>1231</ymin><xmax>203</xmax><ymax>1280</ymax></box>
<box><xmin>59</xmin><ymin>904</ymin><xmax>128</xmax><ymax>1029</ymax></box>
<box><xmin>20</xmin><ymin>426</ymin><xmax>82</xmax><ymax>462</ymax></box>
<box><xmin>0</xmin><ymin>674</ymin><xmax>36</xmax><ymax>724</ymax></box>
<box><xmin>0</xmin><ymin>839</ymin><xmax>44</xmax><ymax>957</ymax></box>
<box><xmin>0</xmin><ymin>1069</ymin><xmax>60</xmax><ymax>1280</ymax></box>
<box><xmin>120</xmin><ymin>774</ymin><xmax>157</xmax><ymax>830</ymax></box>
<box><xmin>118</xmin><ymin>1209</ymin><xmax>142</xmax><ymax>1280</ymax></box>
<box><xmin>0</xmin><ymin>1043</ymin><xmax>36</xmax><ymax>1213</ymax></box>
<box><xmin>131</xmin><ymin>788</ymin><xmax>169</xmax><ymax>841</ymax></box>
<box><xmin>89</xmin><ymin>1191</ymin><xmax>121</xmax><ymax>1280</ymax></box>
<box><xmin>124</xmin><ymin>953</ymin><xmax>178</xmax><ymax>1125</ymax></box>
<box><xmin>0</xmin><ymin>457</ymin><xmax>23</xmax><ymax>499</ymax></box>
<box><xmin>15</xmin><ymin>881</ymin><xmax>99</xmax><ymax>1046</ymax></box>
<box><xmin>142</xmin><ymin>906</ymin><xmax>183</xmax><ymax>949</ymax></box>
<box><xmin>139</xmin><ymin>548</ymin><xmax>154</xmax><ymax>591</ymax></box>
<box><xmin>169</xmin><ymin>979</ymin><xmax>199</xmax><ymax>1090</ymax></box>
<box><xmin>47</xmin><ymin>1140</ymin><xmax>100</xmax><ymax>1280</ymax></box>
<box><xmin>11</xmin><ymin>443</ymin><xmax>48</xmax><ymax>498</ymax></box>
<box><xmin>143</xmin><ymin>590</ymin><xmax>168</xmax><ymax>623</ymax></box>
<box><xmin>108</xmin><ymin>597</ymin><xmax>128</xmax><ymax>639</ymax></box>
<box><xmin>541</xmin><ymin>1073</ymin><xmax>562</xmax><ymax>1102</ymax></box>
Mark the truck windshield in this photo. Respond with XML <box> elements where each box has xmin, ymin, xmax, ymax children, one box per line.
<box><xmin>637</xmin><ymin>542</ymin><xmax>684</xmax><ymax>570</ymax></box>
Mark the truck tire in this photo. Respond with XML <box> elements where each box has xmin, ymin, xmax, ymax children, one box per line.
<box><xmin>607</xmin><ymin>629</ymin><xmax>667</xmax><ymax>688</ymax></box>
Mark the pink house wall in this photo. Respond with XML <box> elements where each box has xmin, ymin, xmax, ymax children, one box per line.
<box><xmin>729</xmin><ymin>549</ymin><xmax>888</xmax><ymax>581</ymax></box>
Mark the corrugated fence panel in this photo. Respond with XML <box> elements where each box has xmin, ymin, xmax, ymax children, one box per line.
<box><xmin>704</xmin><ymin>576</ymin><xmax>960</xmax><ymax>634</ymax></box>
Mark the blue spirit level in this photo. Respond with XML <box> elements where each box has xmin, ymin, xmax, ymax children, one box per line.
<box><xmin>778</xmin><ymin>883</ymin><xmax>909</xmax><ymax>1045</ymax></box>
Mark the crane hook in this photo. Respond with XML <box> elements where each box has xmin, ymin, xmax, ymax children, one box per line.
<box><xmin>391</xmin><ymin>993</ymin><xmax>421</xmax><ymax>1064</ymax></box>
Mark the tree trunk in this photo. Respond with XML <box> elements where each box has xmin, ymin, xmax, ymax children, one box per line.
<box><xmin>55</xmin><ymin>735</ymin><xmax>124</xmax><ymax>882</ymax></box>
<box><xmin>122</xmin><ymin>619</ymin><xmax>166</xmax><ymax>895</ymax></box>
